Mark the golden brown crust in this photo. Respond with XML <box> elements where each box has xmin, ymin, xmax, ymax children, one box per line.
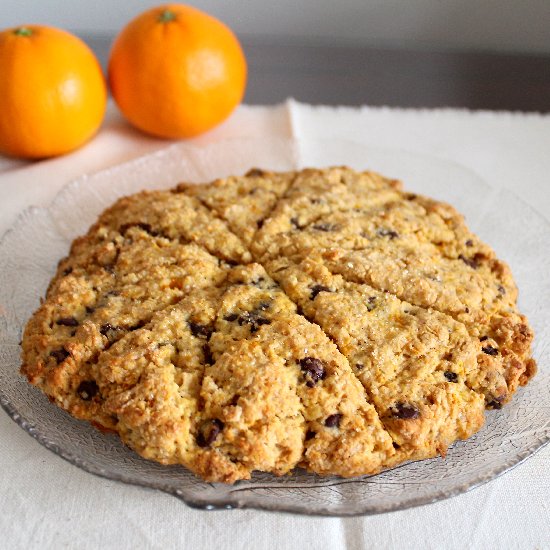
<box><xmin>21</xmin><ymin>166</ymin><xmax>535</xmax><ymax>482</ymax></box>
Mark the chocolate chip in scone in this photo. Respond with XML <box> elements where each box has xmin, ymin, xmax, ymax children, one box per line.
<box><xmin>324</xmin><ymin>413</ymin><xmax>342</xmax><ymax>428</ymax></box>
<box><xmin>312</xmin><ymin>222</ymin><xmax>339</xmax><ymax>232</ymax></box>
<box><xmin>76</xmin><ymin>380</ymin><xmax>99</xmax><ymax>401</ymax></box>
<box><xmin>196</xmin><ymin>419</ymin><xmax>224</xmax><ymax>447</ymax></box>
<box><xmin>188</xmin><ymin>322</ymin><xmax>213</xmax><ymax>339</ymax></box>
<box><xmin>355</xmin><ymin>363</ymin><xmax>364</xmax><ymax>371</ymax></box>
<box><xmin>482</xmin><ymin>345</ymin><xmax>499</xmax><ymax>356</ymax></box>
<box><xmin>100</xmin><ymin>323</ymin><xmax>122</xmax><ymax>340</ymax></box>
<box><xmin>237</xmin><ymin>310</ymin><xmax>271</xmax><ymax>333</ymax></box>
<box><xmin>62</xmin><ymin>267</ymin><xmax>73</xmax><ymax>276</ymax></box>
<box><xmin>479</xmin><ymin>336</ymin><xmax>488</xmax><ymax>342</ymax></box>
<box><xmin>299</xmin><ymin>357</ymin><xmax>327</xmax><ymax>387</ymax></box>
<box><xmin>497</xmin><ymin>285</ymin><xmax>506</xmax><ymax>295</ymax></box>
<box><xmin>256</xmin><ymin>218</ymin><xmax>265</xmax><ymax>229</ymax></box>
<box><xmin>202</xmin><ymin>343</ymin><xmax>214</xmax><ymax>365</ymax></box>
<box><xmin>376</xmin><ymin>228</ymin><xmax>399</xmax><ymax>240</ymax></box>
<box><xmin>50</xmin><ymin>348</ymin><xmax>70</xmax><ymax>364</ymax></box>
<box><xmin>465</xmin><ymin>239</ymin><xmax>474</xmax><ymax>247</ymax></box>
<box><xmin>290</xmin><ymin>217</ymin><xmax>303</xmax><ymax>230</ymax></box>
<box><xmin>85</xmin><ymin>306</ymin><xmax>95</xmax><ymax>315</ymax></box>
<box><xmin>458</xmin><ymin>254</ymin><xmax>479</xmax><ymax>269</ymax></box>
<box><xmin>367</xmin><ymin>296</ymin><xmax>377</xmax><ymax>312</ymax></box>
<box><xmin>305</xmin><ymin>430</ymin><xmax>316</xmax><ymax>441</ymax></box>
<box><xmin>56</xmin><ymin>317</ymin><xmax>79</xmax><ymax>327</ymax></box>
<box><xmin>444</xmin><ymin>371</ymin><xmax>458</xmax><ymax>382</ymax></box>
<box><xmin>487</xmin><ymin>396</ymin><xmax>505</xmax><ymax>410</ymax></box>
<box><xmin>392</xmin><ymin>441</ymin><xmax>401</xmax><ymax>449</ymax></box>
<box><xmin>393</xmin><ymin>402</ymin><xmax>420</xmax><ymax>420</ymax></box>
<box><xmin>224</xmin><ymin>313</ymin><xmax>239</xmax><ymax>322</ymax></box>
<box><xmin>310</xmin><ymin>284</ymin><xmax>332</xmax><ymax>300</ymax></box>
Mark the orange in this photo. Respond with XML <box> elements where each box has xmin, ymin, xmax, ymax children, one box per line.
<box><xmin>108</xmin><ymin>4</ymin><xmax>247</xmax><ymax>139</ymax></box>
<box><xmin>0</xmin><ymin>25</ymin><xmax>107</xmax><ymax>159</ymax></box>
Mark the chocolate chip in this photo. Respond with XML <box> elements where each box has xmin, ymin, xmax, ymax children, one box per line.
<box><xmin>458</xmin><ymin>254</ymin><xmax>479</xmax><ymax>269</ymax></box>
<box><xmin>299</xmin><ymin>357</ymin><xmax>327</xmax><ymax>387</ymax></box>
<box><xmin>355</xmin><ymin>363</ymin><xmax>364</xmax><ymax>371</ymax></box>
<box><xmin>224</xmin><ymin>313</ymin><xmax>239</xmax><ymax>322</ymax></box>
<box><xmin>392</xmin><ymin>441</ymin><xmax>401</xmax><ymax>449</ymax></box>
<box><xmin>444</xmin><ymin>371</ymin><xmax>458</xmax><ymax>382</ymax></box>
<box><xmin>487</xmin><ymin>397</ymin><xmax>504</xmax><ymax>410</ymax></box>
<box><xmin>230</xmin><ymin>394</ymin><xmax>241</xmax><ymax>406</ymax></box>
<box><xmin>56</xmin><ymin>317</ymin><xmax>78</xmax><ymax>327</ymax></box>
<box><xmin>310</xmin><ymin>284</ymin><xmax>332</xmax><ymax>300</ymax></box>
<box><xmin>290</xmin><ymin>217</ymin><xmax>303</xmax><ymax>230</ymax></box>
<box><xmin>497</xmin><ymin>285</ymin><xmax>506</xmax><ymax>295</ymax></box>
<box><xmin>465</xmin><ymin>239</ymin><xmax>473</xmax><ymax>247</ymax></box>
<box><xmin>252</xmin><ymin>277</ymin><xmax>266</xmax><ymax>287</ymax></box>
<box><xmin>100</xmin><ymin>323</ymin><xmax>120</xmax><ymax>338</ymax></box>
<box><xmin>464</xmin><ymin>307</ymin><xmax>470</xmax><ymax>314</ymax></box>
<box><xmin>62</xmin><ymin>267</ymin><xmax>73</xmax><ymax>276</ymax></box>
<box><xmin>188</xmin><ymin>322</ymin><xmax>212</xmax><ymax>339</ymax></box>
<box><xmin>85</xmin><ymin>306</ymin><xmax>95</xmax><ymax>315</ymax></box>
<box><xmin>312</xmin><ymin>222</ymin><xmax>338</xmax><ymax>232</ymax></box>
<box><xmin>310</xmin><ymin>198</ymin><xmax>323</xmax><ymax>205</ymax></box>
<box><xmin>324</xmin><ymin>413</ymin><xmax>342</xmax><ymax>428</ymax></box>
<box><xmin>250</xmin><ymin>317</ymin><xmax>271</xmax><ymax>333</ymax></box>
<box><xmin>393</xmin><ymin>402</ymin><xmax>420</xmax><ymax>420</ymax></box>
<box><xmin>202</xmin><ymin>343</ymin><xmax>213</xmax><ymax>365</ymax></box>
<box><xmin>76</xmin><ymin>380</ymin><xmax>99</xmax><ymax>401</ymax></box>
<box><xmin>377</xmin><ymin>228</ymin><xmax>399</xmax><ymax>239</ymax></box>
<box><xmin>482</xmin><ymin>345</ymin><xmax>499</xmax><ymax>356</ymax></box>
<box><xmin>479</xmin><ymin>336</ymin><xmax>488</xmax><ymax>341</ymax></box>
<box><xmin>305</xmin><ymin>430</ymin><xmax>316</xmax><ymax>441</ymax></box>
<box><xmin>103</xmin><ymin>264</ymin><xmax>116</xmax><ymax>275</ymax></box>
<box><xmin>50</xmin><ymin>349</ymin><xmax>70</xmax><ymax>363</ymax></box>
<box><xmin>196</xmin><ymin>419</ymin><xmax>224</xmax><ymax>447</ymax></box>
<box><xmin>237</xmin><ymin>311</ymin><xmax>271</xmax><ymax>333</ymax></box>
<box><xmin>406</xmin><ymin>193</ymin><xmax>417</xmax><ymax>201</ymax></box>
<box><xmin>257</xmin><ymin>301</ymin><xmax>271</xmax><ymax>311</ymax></box>
<box><xmin>256</xmin><ymin>219</ymin><xmax>264</xmax><ymax>229</ymax></box>
<box><xmin>367</xmin><ymin>296</ymin><xmax>377</xmax><ymax>312</ymax></box>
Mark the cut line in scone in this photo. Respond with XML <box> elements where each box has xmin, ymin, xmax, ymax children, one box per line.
<box><xmin>20</xmin><ymin>166</ymin><xmax>536</xmax><ymax>483</ymax></box>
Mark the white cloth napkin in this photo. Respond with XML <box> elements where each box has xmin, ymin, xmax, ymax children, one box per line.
<box><xmin>0</xmin><ymin>100</ymin><xmax>548</xmax><ymax>550</ymax></box>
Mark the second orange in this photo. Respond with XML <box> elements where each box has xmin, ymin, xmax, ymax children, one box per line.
<box><xmin>108</xmin><ymin>3</ymin><xmax>247</xmax><ymax>139</ymax></box>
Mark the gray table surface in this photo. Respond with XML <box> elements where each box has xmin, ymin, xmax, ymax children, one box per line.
<box><xmin>86</xmin><ymin>34</ymin><xmax>550</xmax><ymax>112</ymax></box>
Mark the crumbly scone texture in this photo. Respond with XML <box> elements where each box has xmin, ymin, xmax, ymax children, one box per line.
<box><xmin>21</xmin><ymin>166</ymin><xmax>536</xmax><ymax>483</ymax></box>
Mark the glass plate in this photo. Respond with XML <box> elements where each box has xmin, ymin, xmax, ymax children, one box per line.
<box><xmin>0</xmin><ymin>138</ymin><xmax>548</xmax><ymax>516</ymax></box>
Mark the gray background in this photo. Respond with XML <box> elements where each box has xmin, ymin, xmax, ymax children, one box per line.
<box><xmin>2</xmin><ymin>0</ymin><xmax>550</xmax><ymax>54</ymax></box>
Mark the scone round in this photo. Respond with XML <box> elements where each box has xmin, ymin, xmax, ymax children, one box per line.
<box><xmin>21</xmin><ymin>167</ymin><xmax>535</xmax><ymax>482</ymax></box>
